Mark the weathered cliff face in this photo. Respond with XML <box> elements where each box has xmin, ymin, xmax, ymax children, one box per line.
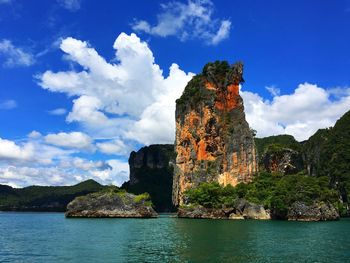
<box><xmin>254</xmin><ymin>135</ymin><xmax>305</xmax><ymax>175</ymax></box>
<box><xmin>173</xmin><ymin>61</ymin><xmax>258</xmax><ymax>206</ymax></box>
<box><xmin>262</xmin><ymin>146</ymin><xmax>304</xmax><ymax>175</ymax></box>
<box><xmin>123</xmin><ymin>144</ymin><xmax>175</xmax><ymax>212</ymax></box>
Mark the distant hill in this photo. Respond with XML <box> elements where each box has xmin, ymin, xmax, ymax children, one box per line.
<box><xmin>0</xmin><ymin>179</ymin><xmax>104</xmax><ymax>211</ymax></box>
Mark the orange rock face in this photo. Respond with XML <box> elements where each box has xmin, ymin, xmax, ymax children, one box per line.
<box><xmin>172</xmin><ymin>61</ymin><xmax>258</xmax><ymax>206</ymax></box>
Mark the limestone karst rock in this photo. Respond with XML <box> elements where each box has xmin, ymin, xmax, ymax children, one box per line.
<box><xmin>172</xmin><ymin>61</ymin><xmax>258</xmax><ymax>206</ymax></box>
<box><xmin>122</xmin><ymin>144</ymin><xmax>175</xmax><ymax>212</ymax></box>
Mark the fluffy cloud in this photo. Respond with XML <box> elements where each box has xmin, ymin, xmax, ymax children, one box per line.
<box><xmin>0</xmin><ymin>138</ymin><xmax>34</xmax><ymax>161</ymax></box>
<box><xmin>0</xmin><ymin>39</ymin><xmax>35</xmax><ymax>67</ymax></box>
<box><xmin>39</xmin><ymin>33</ymin><xmax>194</xmax><ymax>145</ymax></box>
<box><xmin>28</xmin><ymin>130</ymin><xmax>42</xmax><ymax>139</ymax></box>
<box><xmin>44</xmin><ymin>131</ymin><xmax>93</xmax><ymax>150</ymax></box>
<box><xmin>241</xmin><ymin>83</ymin><xmax>350</xmax><ymax>141</ymax></box>
<box><xmin>96</xmin><ymin>139</ymin><xmax>131</xmax><ymax>156</ymax></box>
<box><xmin>132</xmin><ymin>0</ymin><xmax>231</xmax><ymax>45</ymax></box>
<box><xmin>0</xmin><ymin>99</ymin><xmax>17</xmax><ymax>110</ymax></box>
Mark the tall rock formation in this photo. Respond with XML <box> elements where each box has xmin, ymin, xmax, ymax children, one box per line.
<box><xmin>172</xmin><ymin>61</ymin><xmax>258</xmax><ymax>206</ymax></box>
<box><xmin>122</xmin><ymin>144</ymin><xmax>175</xmax><ymax>212</ymax></box>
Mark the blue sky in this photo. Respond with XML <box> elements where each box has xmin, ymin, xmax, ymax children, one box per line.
<box><xmin>0</xmin><ymin>0</ymin><xmax>349</xmax><ymax>187</ymax></box>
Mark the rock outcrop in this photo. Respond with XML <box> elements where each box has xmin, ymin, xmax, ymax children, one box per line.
<box><xmin>287</xmin><ymin>201</ymin><xmax>339</xmax><ymax>221</ymax></box>
<box><xmin>173</xmin><ymin>61</ymin><xmax>258</xmax><ymax>206</ymax></box>
<box><xmin>178</xmin><ymin>199</ymin><xmax>270</xmax><ymax>220</ymax></box>
<box><xmin>254</xmin><ymin>135</ymin><xmax>304</xmax><ymax>175</ymax></box>
<box><xmin>122</xmin><ymin>144</ymin><xmax>175</xmax><ymax>212</ymax></box>
<box><xmin>65</xmin><ymin>189</ymin><xmax>157</xmax><ymax>218</ymax></box>
<box><xmin>262</xmin><ymin>146</ymin><xmax>304</xmax><ymax>175</ymax></box>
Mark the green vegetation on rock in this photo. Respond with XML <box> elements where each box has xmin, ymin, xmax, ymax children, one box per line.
<box><xmin>255</xmin><ymin>134</ymin><xmax>301</xmax><ymax>158</ymax></box>
<box><xmin>65</xmin><ymin>187</ymin><xmax>157</xmax><ymax>218</ymax></box>
<box><xmin>184</xmin><ymin>182</ymin><xmax>237</xmax><ymax>208</ymax></box>
<box><xmin>176</xmin><ymin>60</ymin><xmax>244</xmax><ymax>117</ymax></box>
<box><xmin>184</xmin><ymin>172</ymin><xmax>340</xmax><ymax>218</ymax></box>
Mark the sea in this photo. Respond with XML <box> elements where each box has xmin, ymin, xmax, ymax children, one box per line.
<box><xmin>0</xmin><ymin>212</ymin><xmax>349</xmax><ymax>263</ymax></box>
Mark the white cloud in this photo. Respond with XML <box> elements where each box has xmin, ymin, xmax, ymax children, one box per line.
<box><xmin>132</xmin><ymin>0</ymin><xmax>231</xmax><ymax>45</ymax></box>
<box><xmin>210</xmin><ymin>20</ymin><xmax>231</xmax><ymax>45</ymax></box>
<box><xmin>0</xmin><ymin>157</ymin><xmax>129</xmax><ymax>187</ymax></box>
<box><xmin>59</xmin><ymin>157</ymin><xmax>111</xmax><ymax>171</ymax></box>
<box><xmin>127</xmin><ymin>63</ymin><xmax>192</xmax><ymax>144</ymax></box>
<box><xmin>0</xmin><ymin>99</ymin><xmax>17</xmax><ymax>110</ymax></box>
<box><xmin>0</xmin><ymin>134</ymin><xmax>129</xmax><ymax>187</ymax></box>
<box><xmin>103</xmin><ymin>159</ymin><xmax>129</xmax><ymax>186</ymax></box>
<box><xmin>38</xmin><ymin>33</ymin><xmax>194</xmax><ymax>145</ymax></box>
<box><xmin>0</xmin><ymin>158</ymin><xmax>127</xmax><ymax>187</ymax></box>
<box><xmin>241</xmin><ymin>83</ymin><xmax>350</xmax><ymax>141</ymax></box>
<box><xmin>0</xmin><ymin>39</ymin><xmax>35</xmax><ymax>67</ymax></box>
<box><xmin>265</xmin><ymin>85</ymin><xmax>280</xmax><ymax>97</ymax></box>
<box><xmin>96</xmin><ymin>139</ymin><xmax>130</xmax><ymax>156</ymax></box>
<box><xmin>28</xmin><ymin>130</ymin><xmax>42</xmax><ymax>139</ymax></box>
<box><xmin>57</xmin><ymin>0</ymin><xmax>81</xmax><ymax>12</ymax></box>
<box><xmin>44</xmin><ymin>131</ymin><xmax>93</xmax><ymax>150</ymax></box>
<box><xmin>48</xmin><ymin>108</ymin><xmax>67</xmax><ymax>115</ymax></box>
<box><xmin>0</xmin><ymin>138</ymin><xmax>34</xmax><ymax>161</ymax></box>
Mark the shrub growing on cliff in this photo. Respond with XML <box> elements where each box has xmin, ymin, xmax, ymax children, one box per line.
<box><xmin>134</xmin><ymin>192</ymin><xmax>151</xmax><ymax>204</ymax></box>
<box><xmin>184</xmin><ymin>182</ymin><xmax>237</xmax><ymax>208</ymax></box>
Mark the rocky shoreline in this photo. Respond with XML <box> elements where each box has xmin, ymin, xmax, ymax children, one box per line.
<box><xmin>178</xmin><ymin>199</ymin><xmax>270</xmax><ymax>220</ymax></box>
<box><xmin>177</xmin><ymin>199</ymin><xmax>339</xmax><ymax>221</ymax></box>
<box><xmin>287</xmin><ymin>201</ymin><xmax>339</xmax><ymax>221</ymax></box>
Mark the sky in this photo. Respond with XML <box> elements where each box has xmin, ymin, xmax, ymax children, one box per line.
<box><xmin>0</xmin><ymin>0</ymin><xmax>349</xmax><ymax>187</ymax></box>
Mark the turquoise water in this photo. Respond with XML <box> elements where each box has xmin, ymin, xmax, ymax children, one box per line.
<box><xmin>0</xmin><ymin>213</ymin><xmax>349</xmax><ymax>263</ymax></box>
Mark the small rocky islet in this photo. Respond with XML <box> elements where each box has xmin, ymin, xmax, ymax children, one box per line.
<box><xmin>65</xmin><ymin>187</ymin><xmax>157</xmax><ymax>218</ymax></box>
